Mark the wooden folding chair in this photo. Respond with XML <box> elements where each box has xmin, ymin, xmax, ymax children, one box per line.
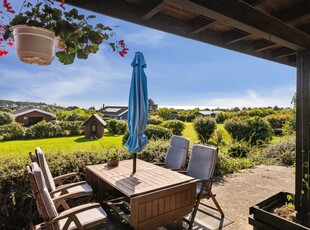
<box><xmin>27</xmin><ymin>162</ymin><xmax>107</xmax><ymax>230</ymax></box>
<box><xmin>183</xmin><ymin>144</ymin><xmax>224</xmax><ymax>230</ymax></box>
<box><xmin>30</xmin><ymin>147</ymin><xmax>93</xmax><ymax>199</ymax></box>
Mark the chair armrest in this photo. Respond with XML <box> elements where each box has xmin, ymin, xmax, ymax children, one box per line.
<box><xmin>153</xmin><ymin>162</ymin><xmax>165</xmax><ymax>166</ymax></box>
<box><xmin>52</xmin><ymin>191</ymin><xmax>90</xmax><ymax>203</ymax></box>
<box><xmin>46</xmin><ymin>203</ymin><xmax>101</xmax><ymax>224</ymax></box>
<box><xmin>50</xmin><ymin>181</ymin><xmax>87</xmax><ymax>196</ymax></box>
<box><xmin>53</xmin><ymin>172</ymin><xmax>77</xmax><ymax>186</ymax></box>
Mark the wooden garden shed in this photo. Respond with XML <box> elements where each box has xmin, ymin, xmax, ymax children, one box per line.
<box><xmin>65</xmin><ymin>0</ymin><xmax>310</xmax><ymax>226</ymax></box>
<box><xmin>83</xmin><ymin>114</ymin><xmax>107</xmax><ymax>139</ymax></box>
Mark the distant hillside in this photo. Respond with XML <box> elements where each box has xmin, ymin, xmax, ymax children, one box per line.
<box><xmin>0</xmin><ymin>99</ymin><xmax>65</xmax><ymax>112</ymax></box>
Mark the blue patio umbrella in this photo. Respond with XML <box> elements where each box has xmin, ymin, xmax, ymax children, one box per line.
<box><xmin>125</xmin><ymin>52</ymin><xmax>148</xmax><ymax>174</ymax></box>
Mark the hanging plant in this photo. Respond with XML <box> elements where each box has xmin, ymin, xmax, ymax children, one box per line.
<box><xmin>0</xmin><ymin>0</ymin><xmax>128</xmax><ymax>65</ymax></box>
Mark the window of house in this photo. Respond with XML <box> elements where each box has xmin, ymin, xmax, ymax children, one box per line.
<box><xmin>91</xmin><ymin>125</ymin><xmax>96</xmax><ymax>132</ymax></box>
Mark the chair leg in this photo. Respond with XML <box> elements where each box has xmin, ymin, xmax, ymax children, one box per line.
<box><xmin>206</xmin><ymin>187</ymin><xmax>224</xmax><ymax>217</ymax></box>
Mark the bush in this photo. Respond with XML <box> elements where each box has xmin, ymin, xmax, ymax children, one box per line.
<box><xmin>106</xmin><ymin>119</ymin><xmax>118</xmax><ymax>134</ymax></box>
<box><xmin>0</xmin><ymin>112</ymin><xmax>14</xmax><ymax>125</ymax></box>
<box><xmin>193</xmin><ymin>117</ymin><xmax>216</xmax><ymax>144</ymax></box>
<box><xmin>216</xmin><ymin>112</ymin><xmax>234</xmax><ymax>124</ymax></box>
<box><xmin>227</xmin><ymin>141</ymin><xmax>250</xmax><ymax>158</ymax></box>
<box><xmin>59</xmin><ymin>121</ymin><xmax>83</xmax><ymax>135</ymax></box>
<box><xmin>148</xmin><ymin>118</ymin><xmax>162</xmax><ymax>125</ymax></box>
<box><xmin>261</xmin><ymin>135</ymin><xmax>295</xmax><ymax>166</ymax></box>
<box><xmin>26</xmin><ymin>121</ymin><xmax>63</xmax><ymax>138</ymax></box>
<box><xmin>162</xmin><ymin>120</ymin><xmax>186</xmax><ymax>135</ymax></box>
<box><xmin>122</xmin><ymin>125</ymin><xmax>172</xmax><ymax>144</ymax></box>
<box><xmin>224</xmin><ymin>116</ymin><xmax>273</xmax><ymax>145</ymax></box>
<box><xmin>210</xmin><ymin>127</ymin><xmax>226</xmax><ymax>146</ymax></box>
<box><xmin>282</xmin><ymin>114</ymin><xmax>296</xmax><ymax>135</ymax></box>
<box><xmin>116</xmin><ymin>120</ymin><xmax>127</xmax><ymax>135</ymax></box>
<box><xmin>0</xmin><ymin>122</ymin><xmax>24</xmax><ymax>140</ymax></box>
<box><xmin>265</xmin><ymin>114</ymin><xmax>290</xmax><ymax>129</ymax></box>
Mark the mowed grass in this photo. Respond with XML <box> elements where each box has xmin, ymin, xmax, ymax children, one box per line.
<box><xmin>0</xmin><ymin>133</ymin><xmax>124</xmax><ymax>157</ymax></box>
<box><xmin>0</xmin><ymin>122</ymin><xmax>232</xmax><ymax>157</ymax></box>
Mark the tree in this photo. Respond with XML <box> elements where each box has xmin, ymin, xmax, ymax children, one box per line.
<box><xmin>158</xmin><ymin>108</ymin><xmax>172</xmax><ymax>120</ymax></box>
<box><xmin>0</xmin><ymin>112</ymin><xmax>14</xmax><ymax>125</ymax></box>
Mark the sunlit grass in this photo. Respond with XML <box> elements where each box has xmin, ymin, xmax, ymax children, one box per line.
<box><xmin>0</xmin><ymin>133</ymin><xmax>123</xmax><ymax>157</ymax></box>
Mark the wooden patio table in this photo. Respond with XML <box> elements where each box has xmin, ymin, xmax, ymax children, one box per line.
<box><xmin>86</xmin><ymin>159</ymin><xmax>196</xmax><ymax>230</ymax></box>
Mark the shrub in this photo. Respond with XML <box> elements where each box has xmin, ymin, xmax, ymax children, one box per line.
<box><xmin>162</xmin><ymin>120</ymin><xmax>186</xmax><ymax>135</ymax></box>
<box><xmin>106</xmin><ymin>119</ymin><xmax>118</xmax><ymax>134</ymax></box>
<box><xmin>282</xmin><ymin>114</ymin><xmax>296</xmax><ymax>135</ymax></box>
<box><xmin>0</xmin><ymin>122</ymin><xmax>24</xmax><ymax>140</ymax></box>
<box><xmin>193</xmin><ymin>117</ymin><xmax>216</xmax><ymax>144</ymax></box>
<box><xmin>137</xmin><ymin>139</ymin><xmax>169</xmax><ymax>163</ymax></box>
<box><xmin>116</xmin><ymin>120</ymin><xmax>127</xmax><ymax>135</ymax></box>
<box><xmin>224</xmin><ymin>116</ymin><xmax>273</xmax><ymax>145</ymax></box>
<box><xmin>122</xmin><ymin>125</ymin><xmax>172</xmax><ymax>144</ymax></box>
<box><xmin>210</xmin><ymin>127</ymin><xmax>226</xmax><ymax>146</ymax></box>
<box><xmin>145</xmin><ymin>125</ymin><xmax>173</xmax><ymax>140</ymax></box>
<box><xmin>265</xmin><ymin>114</ymin><xmax>290</xmax><ymax>129</ymax></box>
<box><xmin>59</xmin><ymin>121</ymin><xmax>83</xmax><ymax>135</ymax></box>
<box><xmin>216</xmin><ymin>112</ymin><xmax>234</xmax><ymax>124</ymax></box>
<box><xmin>148</xmin><ymin>118</ymin><xmax>162</xmax><ymax>125</ymax></box>
<box><xmin>0</xmin><ymin>111</ymin><xmax>14</xmax><ymax>125</ymax></box>
<box><xmin>227</xmin><ymin>141</ymin><xmax>250</xmax><ymax>158</ymax></box>
<box><xmin>261</xmin><ymin>135</ymin><xmax>296</xmax><ymax>166</ymax></box>
<box><xmin>26</xmin><ymin>121</ymin><xmax>63</xmax><ymax>138</ymax></box>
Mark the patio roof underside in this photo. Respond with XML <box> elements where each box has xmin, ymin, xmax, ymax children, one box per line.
<box><xmin>65</xmin><ymin>0</ymin><xmax>310</xmax><ymax>67</ymax></box>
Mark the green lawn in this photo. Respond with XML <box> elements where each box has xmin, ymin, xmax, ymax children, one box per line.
<box><xmin>0</xmin><ymin>133</ymin><xmax>123</xmax><ymax>157</ymax></box>
<box><xmin>182</xmin><ymin>122</ymin><xmax>199</xmax><ymax>143</ymax></box>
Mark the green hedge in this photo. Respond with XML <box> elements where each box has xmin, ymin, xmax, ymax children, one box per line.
<box><xmin>224</xmin><ymin>116</ymin><xmax>273</xmax><ymax>145</ymax></box>
<box><xmin>162</xmin><ymin>120</ymin><xmax>186</xmax><ymax>135</ymax></box>
<box><xmin>193</xmin><ymin>117</ymin><xmax>216</xmax><ymax>144</ymax></box>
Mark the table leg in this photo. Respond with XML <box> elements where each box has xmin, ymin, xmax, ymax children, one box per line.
<box><xmin>176</xmin><ymin>217</ymin><xmax>183</xmax><ymax>230</ymax></box>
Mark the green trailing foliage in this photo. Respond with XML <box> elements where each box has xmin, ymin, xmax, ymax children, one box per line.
<box><xmin>224</xmin><ymin>116</ymin><xmax>273</xmax><ymax>145</ymax></box>
<box><xmin>227</xmin><ymin>141</ymin><xmax>250</xmax><ymax>158</ymax></box>
<box><xmin>162</xmin><ymin>120</ymin><xmax>186</xmax><ymax>135</ymax></box>
<box><xmin>193</xmin><ymin>116</ymin><xmax>216</xmax><ymax>144</ymax></box>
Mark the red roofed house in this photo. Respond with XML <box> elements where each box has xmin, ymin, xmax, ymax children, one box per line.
<box><xmin>12</xmin><ymin>108</ymin><xmax>55</xmax><ymax>126</ymax></box>
<box><xmin>83</xmin><ymin>114</ymin><xmax>107</xmax><ymax>139</ymax></box>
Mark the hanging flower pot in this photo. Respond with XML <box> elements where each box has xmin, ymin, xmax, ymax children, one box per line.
<box><xmin>12</xmin><ymin>25</ymin><xmax>58</xmax><ymax>66</ymax></box>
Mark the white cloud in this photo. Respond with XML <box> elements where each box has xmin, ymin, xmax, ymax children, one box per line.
<box><xmin>125</xmin><ymin>29</ymin><xmax>166</xmax><ymax>46</ymax></box>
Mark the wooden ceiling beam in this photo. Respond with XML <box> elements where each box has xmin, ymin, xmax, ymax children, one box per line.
<box><xmin>254</xmin><ymin>40</ymin><xmax>279</xmax><ymax>52</ymax></box>
<box><xmin>166</xmin><ymin>0</ymin><xmax>310</xmax><ymax>50</ymax></box>
<box><xmin>241</xmin><ymin>0</ymin><xmax>266</xmax><ymax>6</ymax></box>
<box><xmin>272</xmin><ymin>1</ymin><xmax>310</xmax><ymax>23</ymax></box>
<box><xmin>223</xmin><ymin>30</ymin><xmax>251</xmax><ymax>45</ymax></box>
<box><xmin>139</xmin><ymin>0</ymin><xmax>168</xmax><ymax>21</ymax></box>
<box><xmin>271</xmin><ymin>47</ymin><xmax>296</xmax><ymax>59</ymax></box>
<box><xmin>62</xmin><ymin>0</ymin><xmax>295</xmax><ymax>67</ymax></box>
<box><xmin>190</xmin><ymin>17</ymin><xmax>216</xmax><ymax>34</ymax></box>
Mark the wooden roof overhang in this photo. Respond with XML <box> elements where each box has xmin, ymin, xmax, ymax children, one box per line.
<box><xmin>64</xmin><ymin>0</ymin><xmax>310</xmax><ymax>224</ymax></box>
<box><xmin>64</xmin><ymin>0</ymin><xmax>310</xmax><ymax>67</ymax></box>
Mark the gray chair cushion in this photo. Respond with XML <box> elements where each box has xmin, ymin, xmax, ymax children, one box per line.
<box><xmin>187</xmin><ymin>144</ymin><xmax>217</xmax><ymax>180</ymax></box>
<box><xmin>31</xmin><ymin>162</ymin><xmax>59</xmax><ymax>220</ymax></box>
<box><xmin>36</xmin><ymin>147</ymin><xmax>56</xmax><ymax>192</ymax></box>
<box><xmin>58</xmin><ymin>206</ymin><xmax>107</xmax><ymax>229</ymax></box>
<box><xmin>164</xmin><ymin>135</ymin><xmax>189</xmax><ymax>170</ymax></box>
<box><xmin>54</xmin><ymin>183</ymin><xmax>93</xmax><ymax>198</ymax></box>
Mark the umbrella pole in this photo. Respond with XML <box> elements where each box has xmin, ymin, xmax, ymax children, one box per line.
<box><xmin>133</xmin><ymin>152</ymin><xmax>137</xmax><ymax>174</ymax></box>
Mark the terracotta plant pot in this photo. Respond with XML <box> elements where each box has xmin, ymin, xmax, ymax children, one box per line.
<box><xmin>107</xmin><ymin>158</ymin><xmax>120</xmax><ymax>167</ymax></box>
<box><xmin>12</xmin><ymin>25</ymin><xmax>58</xmax><ymax>65</ymax></box>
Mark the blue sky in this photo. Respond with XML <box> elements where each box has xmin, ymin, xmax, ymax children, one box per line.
<box><xmin>0</xmin><ymin>2</ymin><xmax>296</xmax><ymax>110</ymax></box>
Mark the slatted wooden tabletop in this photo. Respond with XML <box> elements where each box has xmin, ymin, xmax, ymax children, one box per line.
<box><xmin>86</xmin><ymin>159</ymin><xmax>194</xmax><ymax>197</ymax></box>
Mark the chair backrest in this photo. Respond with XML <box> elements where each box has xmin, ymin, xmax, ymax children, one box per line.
<box><xmin>164</xmin><ymin>135</ymin><xmax>189</xmax><ymax>170</ymax></box>
<box><xmin>186</xmin><ymin>144</ymin><xmax>218</xmax><ymax>180</ymax></box>
<box><xmin>35</xmin><ymin>147</ymin><xmax>56</xmax><ymax>192</ymax></box>
<box><xmin>27</xmin><ymin>162</ymin><xmax>60</xmax><ymax>229</ymax></box>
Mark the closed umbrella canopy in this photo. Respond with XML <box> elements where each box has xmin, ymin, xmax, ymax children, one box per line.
<box><xmin>125</xmin><ymin>52</ymin><xmax>148</xmax><ymax>173</ymax></box>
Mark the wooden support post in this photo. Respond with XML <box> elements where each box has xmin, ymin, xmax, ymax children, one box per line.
<box><xmin>296</xmin><ymin>50</ymin><xmax>310</xmax><ymax>226</ymax></box>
